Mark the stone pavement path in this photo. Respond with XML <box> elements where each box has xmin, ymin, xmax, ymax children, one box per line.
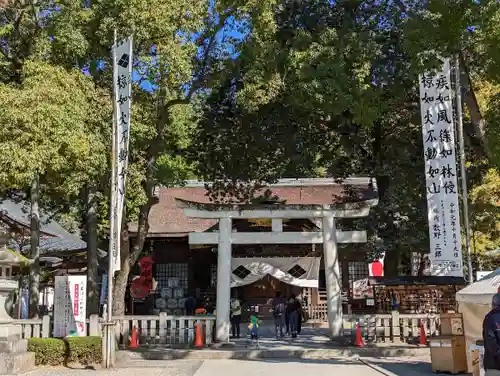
<box><xmin>22</xmin><ymin>361</ymin><xmax>204</xmax><ymax>376</ymax></box>
<box><xmin>21</xmin><ymin>355</ymin><xmax>439</xmax><ymax>376</ymax></box>
<box><xmin>193</xmin><ymin>358</ymin><xmax>393</xmax><ymax>376</ymax></box>
<box><xmin>191</xmin><ymin>356</ymin><xmax>439</xmax><ymax>376</ymax></box>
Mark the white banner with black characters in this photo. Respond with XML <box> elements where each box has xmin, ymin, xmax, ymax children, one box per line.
<box><xmin>419</xmin><ymin>58</ymin><xmax>463</xmax><ymax>277</ymax></box>
<box><xmin>111</xmin><ymin>33</ymin><xmax>133</xmax><ymax>272</ymax></box>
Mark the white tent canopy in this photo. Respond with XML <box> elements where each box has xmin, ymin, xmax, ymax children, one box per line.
<box><xmin>455</xmin><ymin>269</ymin><xmax>500</xmax><ymax>372</ymax></box>
<box><xmin>456</xmin><ymin>268</ymin><xmax>500</xmax><ymax>306</ymax></box>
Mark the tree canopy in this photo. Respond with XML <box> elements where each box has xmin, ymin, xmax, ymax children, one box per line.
<box><xmin>190</xmin><ymin>0</ymin><xmax>500</xmax><ymax>274</ymax></box>
<box><xmin>0</xmin><ymin>62</ymin><xmax>107</xmax><ymax>194</ymax></box>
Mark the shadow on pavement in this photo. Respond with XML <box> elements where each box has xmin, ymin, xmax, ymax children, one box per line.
<box><xmin>364</xmin><ymin>359</ymin><xmax>468</xmax><ymax>376</ymax></box>
<box><xmin>243</xmin><ymin>357</ymin><xmax>362</xmax><ymax>365</ymax></box>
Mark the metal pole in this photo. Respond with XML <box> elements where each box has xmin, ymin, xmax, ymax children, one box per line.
<box><xmin>455</xmin><ymin>54</ymin><xmax>473</xmax><ymax>284</ymax></box>
<box><xmin>105</xmin><ymin>29</ymin><xmax>119</xmax><ymax>368</ymax></box>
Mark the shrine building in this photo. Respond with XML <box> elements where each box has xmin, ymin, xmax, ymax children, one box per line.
<box><xmin>128</xmin><ymin>178</ymin><xmax>379</xmax><ymax>341</ymax></box>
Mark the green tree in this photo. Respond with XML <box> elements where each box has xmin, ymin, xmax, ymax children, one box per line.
<box><xmin>191</xmin><ymin>0</ymin><xmax>500</xmax><ymax>276</ymax></box>
<box><xmin>43</xmin><ymin>0</ymin><xmax>279</xmax><ymax>315</ymax></box>
<box><xmin>470</xmin><ymin>169</ymin><xmax>500</xmax><ymax>258</ymax></box>
<box><xmin>0</xmin><ymin>62</ymin><xmax>106</xmax><ymax>192</ymax></box>
<box><xmin>0</xmin><ymin>0</ymin><xmax>109</xmax><ymax>316</ymax></box>
<box><xmin>403</xmin><ymin>0</ymin><xmax>500</xmax><ymax>166</ymax></box>
<box><xmin>190</xmin><ymin>0</ymin><xmax>427</xmax><ymax>270</ymax></box>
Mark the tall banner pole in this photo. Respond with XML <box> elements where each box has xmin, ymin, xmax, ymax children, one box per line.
<box><xmin>105</xmin><ymin>28</ymin><xmax>119</xmax><ymax>369</ymax></box>
<box><xmin>419</xmin><ymin>58</ymin><xmax>464</xmax><ymax>278</ymax></box>
<box><xmin>105</xmin><ymin>29</ymin><xmax>133</xmax><ymax>368</ymax></box>
<box><xmin>454</xmin><ymin>55</ymin><xmax>473</xmax><ymax>284</ymax></box>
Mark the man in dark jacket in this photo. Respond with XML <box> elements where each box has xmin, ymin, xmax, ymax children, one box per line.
<box><xmin>286</xmin><ymin>295</ymin><xmax>300</xmax><ymax>338</ymax></box>
<box><xmin>483</xmin><ymin>293</ymin><xmax>500</xmax><ymax>375</ymax></box>
<box><xmin>271</xmin><ymin>292</ymin><xmax>286</xmax><ymax>339</ymax></box>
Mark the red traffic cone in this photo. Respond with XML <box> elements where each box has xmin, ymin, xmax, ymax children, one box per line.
<box><xmin>355</xmin><ymin>323</ymin><xmax>364</xmax><ymax>347</ymax></box>
<box><xmin>194</xmin><ymin>322</ymin><xmax>204</xmax><ymax>349</ymax></box>
<box><xmin>129</xmin><ymin>326</ymin><xmax>139</xmax><ymax>349</ymax></box>
<box><xmin>419</xmin><ymin>321</ymin><xmax>427</xmax><ymax>346</ymax></box>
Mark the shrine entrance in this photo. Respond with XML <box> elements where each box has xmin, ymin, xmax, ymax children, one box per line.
<box><xmin>240</xmin><ymin>274</ymin><xmax>299</xmax><ymax>301</ymax></box>
<box><xmin>234</xmin><ymin>274</ymin><xmax>302</xmax><ymax>321</ymax></box>
<box><xmin>176</xmin><ymin>188</ymin><xmax>379</xmax><ymax>343</ymax></box>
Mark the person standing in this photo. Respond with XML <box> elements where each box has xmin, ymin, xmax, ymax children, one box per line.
<box><xmin>296</xmin><ymin>295</ymin><xmax>304</xmax><ymax>334</ymax></box>
<box><xmin>230</xmin><ymin>296</ymin><xmax>242</xmax><ymax>338</ymax></box>
<box><xmin>248</xmin><ymin>313</ymin><xmax>260</xmax><ymax>347</ymax></box>
<box><xmin>287</xmin><ymin>295</ymin><xmax>300</xmax><ymax>338</ymax></box>
<box><xmin>483</xmin><ymin>293</ymin><xmax>500</xmax><ymax>375</ymax></box>
<box><xmin>184</xmin><ymin>295</ymin><xmax>196</xmax><ymax>316</ymax></box>
<box><xmin>271</xmin><ymin>292</ymin><xmax>286</xmax><ymax>339</ymax></box>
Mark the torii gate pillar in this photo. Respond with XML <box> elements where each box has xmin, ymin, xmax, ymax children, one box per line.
<box><xmin>322</xmin><ymin>213</ymin><xmax>342</xmax><ymax>337</ymax></box>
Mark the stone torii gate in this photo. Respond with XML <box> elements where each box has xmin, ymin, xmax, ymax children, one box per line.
<box><xmin>176</xmin><ymin>188</ymin><xmax>378</xmax><ymax>342</ymax></box>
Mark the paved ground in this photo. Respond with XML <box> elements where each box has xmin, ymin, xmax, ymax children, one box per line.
<box><xmin>21</xmin><ymin>355</ymin><xmax>441</xmax><ymax>376</ymax></box>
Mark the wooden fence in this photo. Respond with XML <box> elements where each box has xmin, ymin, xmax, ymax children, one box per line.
<box><xmin>308</xmin><ymin>304</ymin><xmax>441</xmax><ymax>343</ymax></box>
<box><xmin>342</xmin><ymin>312</ymin><xmax>440</xmax><ymax>344</ymax></box>
<box><xmin>0</xmin><ymin>314</ymin><xmax>215</xmax><ymax>348</ymax></box>
<box><xmin>0</xmin><ymin>311</ymin><xmax>441</xmax><ymax>345</ymax></box>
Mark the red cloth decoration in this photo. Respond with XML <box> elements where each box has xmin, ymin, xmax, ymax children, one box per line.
<box><xmin>130</xmin><ymin>256</ymin><xmax>154</xmax><ymax>299</ymax></box>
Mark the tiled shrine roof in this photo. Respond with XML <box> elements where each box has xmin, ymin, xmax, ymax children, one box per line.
<box><xmin>129</xmin><ymin>178</ymin><xmax>378</xmax><ymax>237</ymax></box>
<box><xmin>0</xmin><ymin>198</ymin><xmax>87</xmax><ymax>254</ymax></box>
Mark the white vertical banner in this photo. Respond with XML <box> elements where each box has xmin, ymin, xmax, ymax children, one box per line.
<box><xmin>111</xmin><ymin>33</ymin><xmax>133</xmax><ymax>272</ymax></box>
<box><xmin>419</xmin><ymin>58</ymin><xmax>463</xmax><ymax>277</ymax></box>
<box><xmin>53</xmin><ymin>275</ymin><xmax>87</xmax><ymax>337</ymax></box>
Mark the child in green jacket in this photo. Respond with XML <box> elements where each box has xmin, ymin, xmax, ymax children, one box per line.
<box><xmin>248</xmin><ymin>314</ymin><xmax>260</xmax><ymax>347</ymax></box>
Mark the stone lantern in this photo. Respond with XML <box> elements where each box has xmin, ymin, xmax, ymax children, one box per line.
<box><xmin>0</xmin><ymin>248</ymin><xmax>35</xmax><ymax>375</ymax></box>
<box><xmin>0</xmin><ymin>248</ymin><xmax>30</xmax><ymax>331</ymax></box>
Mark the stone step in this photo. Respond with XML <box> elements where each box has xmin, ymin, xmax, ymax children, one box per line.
<box><xmin>0</xmin><ymin>338</ymin><xmax>28</xmax><ymax>354</ymax></box>
<box><xmin>0</xmin><ymin>351</ymin><xmax>35</xmax><ymax>375</ymax></box>
<box><xmin>117</xmin><ymin>345</ymin><xmax>430</xmax><ymax>363</ymax></box>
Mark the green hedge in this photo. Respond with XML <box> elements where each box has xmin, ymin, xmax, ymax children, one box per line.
<box><xmin>27</xmin><ymin>338</ymin><xmax>66</xmax><ymax>366</ymax></box>
<box><xmin>28</xmin><ymin>337</ymin><xmax>102</xmax><ymax>366</ymax></box>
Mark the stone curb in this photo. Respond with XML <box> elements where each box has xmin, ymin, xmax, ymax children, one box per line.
<box><xmin>118</xmin><ymin>346</ymin><xmax>430</xmax><ymax>362</ymax></box>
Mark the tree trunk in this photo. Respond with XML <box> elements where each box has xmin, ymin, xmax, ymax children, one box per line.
<box><xmin>417</xmin><ymin>253</ymin><xmax>426</xmax><ymax>276</ymax></box>
<box><xmin>110</xmin><ymin>91</ymin><xmax>175</xmax><ymax>316</ymax></box>
<box><xmin>111</xmin><ymin>180</ymin><xmax>155</xmax><ymax>316</ymax></box>
<box><xmin>112</xmin><ymin>256</ymin><xmax>130</xmax><ymax>317</ymax></box>
<box><xmin>86</xmin><ymin>186</ymin><xmax>99</xmax><ymax>316</ymax></box>
<box><xmin>383</xmin><ymin>249</ymin><xmax>399</xmax><ymax>277</ymax></box>
<box><xmin>459</xmin><ymin>52</ymin><xmax>490</xmax><ymax>159</ymax></box>
<box><xmin>29</xmin><ymin>175</ymin><xmax>40</xmax><ymax>318</ymax></box>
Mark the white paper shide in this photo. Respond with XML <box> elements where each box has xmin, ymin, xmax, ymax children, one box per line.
<box><xmin>419</xmin><ymin>58</ymin><xmax>463</xmax><ymax>277</ymax></box>
<box><xmin>111</xmin><ymin>35</ymin><xmax>133</xmax><ymax>272</ymax></box>
<box><xmin>53</xmin><ymin>275</ymin><xmax>87</xmax><ymax>337</ymax></box>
